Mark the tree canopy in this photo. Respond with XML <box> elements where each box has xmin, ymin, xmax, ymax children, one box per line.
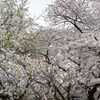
<box><xmin>0</xmin><ymin>0</ymin><xmax>100</xmax><ymax>100</ymax></box>
<box><xmin>45</xmin><ymin>0</ymin><xmax>100</xmax><ymax>33</ymax></box>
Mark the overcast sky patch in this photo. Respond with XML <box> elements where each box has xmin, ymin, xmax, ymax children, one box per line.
<box><xmin>28</xmin><ymin>0</ymin><xmax>55</xmax><ymax>26</ymax></box>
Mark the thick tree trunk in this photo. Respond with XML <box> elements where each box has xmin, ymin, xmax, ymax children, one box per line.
<box><xmin>88</xmin><ymin>85</ymin><xmax>97</xmax><ymax>100</ymax></box>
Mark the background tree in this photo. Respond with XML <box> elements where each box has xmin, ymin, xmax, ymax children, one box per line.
<box><xmin>45</xmin><ymin>0</ymin><xmax>100</xmax><ymax>33</ymax></box>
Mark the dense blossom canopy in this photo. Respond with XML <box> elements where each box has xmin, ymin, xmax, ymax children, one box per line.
<box><xmin>0</xmin><ymin>0</ymin><xmax>100</xmax><ymax>100</ymax></box>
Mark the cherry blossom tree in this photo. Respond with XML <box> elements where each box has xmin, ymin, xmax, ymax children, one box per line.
<box><xmin>45</xmin><ymin>0</ymin><xmax>100</xmax><ymax>33</ymax></box>
<box><xmin>0</xmin><ymin>0</ymin><xmax>49</xmax><ymax>100</ymax></box>
<box><xmin>44</xmin><ymin>28</ymin><xmax>100</xmax><ymax>100</ymax></box>
<box><xmin>43</xmin><ymin>0</ymin><xmax>100</xmax><ymax>99</ymax></box>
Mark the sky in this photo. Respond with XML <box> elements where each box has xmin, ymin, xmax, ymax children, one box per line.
<box><xmin>28</xmin><ymin>0</ymin><xmax>55</xmax><ymax>26</ymax></box>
